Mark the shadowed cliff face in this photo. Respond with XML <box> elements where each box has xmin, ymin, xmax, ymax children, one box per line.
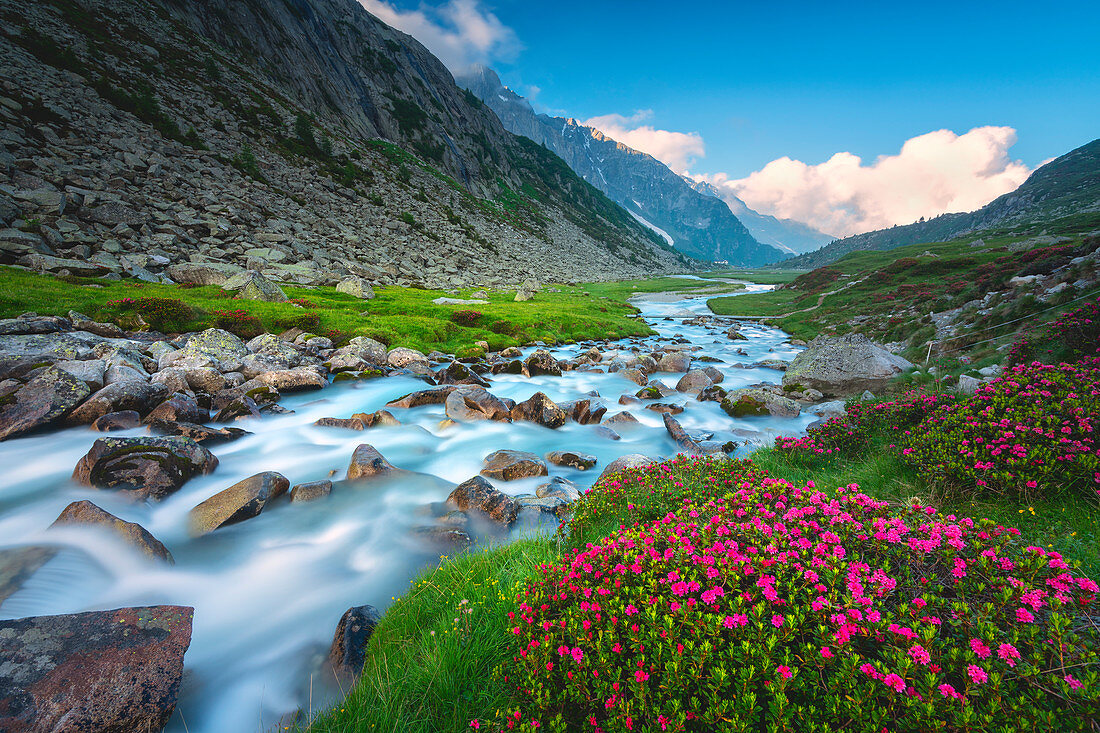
<box><xmin>458</xmin><ymin>65</ymin><xmax>785</xmax><ymax>267</ymax></box>
<box><xmin>0</xmin><ymin>0</ymin><xmax>689</xmax><ymax>285</ymax></box>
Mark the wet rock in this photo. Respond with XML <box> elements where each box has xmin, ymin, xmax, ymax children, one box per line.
<box><xmin>753</xmin><ymin>359</ymin><xmax>788</xmax><ymax>371</ymax></box>
<box><xmin>619</xmin><ymin>367</ymin><xmax>648</xmax><ymax>386</ymax></box>
<box><xmin>593</xmin><ymin>425</ymin><xmax>621</xmax><ymax>441</ymax></box>
<box><xmin>446</xmin><ymin>475</ymin><xmax>518</xmax><ymax>524</ymax></box>
<box><xmin>349</xmin><ymin>409</ymin><xmax>401</xmax><ymax>428</ymax></box>
<box><xmin>721</xmin><ymin>388</ymin><xmax>801</xmax><ymax>418</ymax></box>
<box><xmin>146</xmin><ymin>419</ymin><xmax>251</xmax><ymax>444</ymax></box>
<box><xmin>67</xmin><ymin>380</ymin><xmax>170</xmax><ymax>425</ymax></box>
<box><xmin>51</xmin><ymin>500</ymin><xmax>172</xmax><ymax>562</ymax></box>
<box><xmin>597</xmin><ymin>454</ymin><xmax>654</xmax><ymax>483</ymax></box>
<box><xmin>782</xmin><ymin>333</ymin><xmax>914</xmax><ymax>396</ymax></box>
<box><xmin>143</xmin><ymin>393</ymin><xmax>208</xmax><ymax>424</ymax></box>
<box><xmin>545</xmin><ymin>451</ymin><xmax>597</xmax><ymax>470</ymax></box>
<box><xmin>646</xmin><ymin>403</ymin><xmax>684</xmax><ymax>415</ymax></box>
<box><xmin>0</xmin><ymin>365</ymin><xmax>90</xmax><ymax>440</ymax></box>
<box><xmin>490</xmin><ymin>359</ymin><xmax>525</xmax><ymax>375</ymax></box>
<box><xmin>0</xmin><ymin>606</ymin><xmax>193</xmax><ymax>733</ymax></box>
<box><xmin>72</xmin><ymin>436</ymin><xmax>218</xmax><ymax>501</ymax></box>
<box><xmin>510</xmin><ymin>392</ymin><xmax>566</xmax><ymax>428</ymax></box>
<box><xmin>536</xmin><ymin>476</ymin><xmax>581</xmax><ymax>503</ymax></box>
<box><xmin>525</xmin><ymin>349</ymin><xmax>561</xmax><ymax>377</ymax></box>
<box><xmin>481</xmin><ymin>449</ymin><xmax>549</xmax><ymax>480</ymax></box>
<box><xmin>663</xmin><ymin>413</ymin><xmax>701</xmax><ymax>453</ymax></box>
<box><xmin>315</xmin><ymin>417</ymin><xmax>368</xmax><ymax>430</ymax></box>
<box><xmin>327</xmin><ymin>604</ymin><xmax>382</xmax><ymax>684</ymax></box>
<box><xmin>445</xmin><ymin>387</ymin><xmax>511</xmax><ymax>422</ymax></box>
<box><xmin>221</xmin><ymin>269</ymin><xmax>287</xmax><ymax>302</ymax></box>
<box><xmin>91</xmin><ymin>410</ymin><xmax>141</xmax><ymax>432</ymax></box>
<box><xmin>346</xmin><ymin>444</ymin><xmax>395</xmax><ymax>481</ymax></box>
<box><xmin>676</xmin><ymin>369</ymin><xmax>713</xmax><ymax>394</ymax></box>
<box><xmin>410</xmin><ymin>525</ymin><xmax>473</xmax><ymax>551</ymax></box>
<box><xmin>386</xmin><ymin>385</ymin><xmax>459</xmax><ymax>409</ymax></box>
<box><xmin>558</xmin><ymin>398</ymin><xmax>606</xmax><ymax>425</ymax></box>
<box><xmin>252</xmin><ymin>368</ymin><xmax>326</xmax><ymax>392</ymax></box>
<box><xmin>290</xmin><ymin>479</ymin><xmax>333</xmax><ymax>502</ymax></box>
<box><xmin>213</xmin><ymin>395</ymin><xmax>262</xmax><ymax>422</ymax></box>
<box><xmin>0</xmin><ymin>546</ymin><xmax>57</xmax><ymax>606</ymax></box>
<box><xmin>726</xmin><ymin>326</ymin><xmax>747</xmax><ymax>340</ymax></box>
<box><xmin>436</xmin><ymin>361</ymin><xmax>490</xmax><ymax>387</ymax></box>
<box><xmin>189</xmin><ymin>471</ymin><xmax>290</xmax><ymax>535</ymax></box>
<box><xmin>604</xmin><ymin>411</ymin><xmax>639</xmax><ymax>427</ymax></box>
<box><xmin>656</xmin><ymin>352</ymin><xmax>691</xmax><ymax>372</ymax></box>
<box><xmin>702</xmin><ymin>366</ymin><xmax>724</xmax><ymax>384</ymax></box>
<box><xmin>697</xmin><ymin>385</ymin><xmax>728</xmax><ymax>402</ymax></box>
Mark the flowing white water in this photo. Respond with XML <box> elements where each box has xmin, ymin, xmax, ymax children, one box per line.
<box><xmin>0</xmin><ymin>281</ymin><xmax>812</xmax><ymax>732</ymax></box>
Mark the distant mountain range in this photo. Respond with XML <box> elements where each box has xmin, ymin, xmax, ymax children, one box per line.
<box><xmin>781</xmin><ymin>138</ymin><xmax>1100</xmax><ymax>269</ymax></box>
<box><xmin>685</xmin><ymin>179</ymin><xmax>835</xmax><ymax>255</ymax></box>
<box><xmin>457</xmin><ymin>66</ymin><xmax>790</xmax><ymax>266</ymax></box>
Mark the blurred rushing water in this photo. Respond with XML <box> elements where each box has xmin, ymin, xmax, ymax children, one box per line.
<box><xmin>0</xmin><ymin>281</ymin><xmax>813</xmax><ymax>733</ymax></box>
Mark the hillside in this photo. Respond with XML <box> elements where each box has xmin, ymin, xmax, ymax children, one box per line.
<box><xmin>456</xmin><ymin>66</ymin><xmax>783</xmax><ymax>267</ymax></box>
<box><xmin>686</xmin><ymin>178</ymin><xmax>835</xmax><ymax>254</ymax></box>
<box><xmin>782</xmin><ymin>137</ymin><xmax>1100</xmax><ymax>269</ymax></box>
<box><xmin>0</xmin><ymin>0</ymin><xmax>688</xmax><ymax>289</ymax></box>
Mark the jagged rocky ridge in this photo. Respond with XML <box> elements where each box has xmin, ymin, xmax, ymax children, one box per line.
<box><xmin>0</xmin><ymin>0</ymin><xmax>689</xmax><ymax>289</ymax></box>
<box><xmin>457</xmin><ymin>65</ymin><xmax>784</xmax><ymax>267</ymax></box>
<box><xmin>783</xmin><ymin>137</ymin><xmax>1100</xmax><ymax>269</ymax></box>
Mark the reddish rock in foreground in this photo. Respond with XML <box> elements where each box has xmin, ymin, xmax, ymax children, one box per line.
<box><xmin>0</xmin><ymin>605</ymin><xmax>193</xmax><ymax>732</ymax></box>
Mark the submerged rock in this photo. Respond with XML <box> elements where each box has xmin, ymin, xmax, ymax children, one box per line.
<box><xmin>545</xmin><ymin>451</ymin><xmax>597</xmax><ymax>470</ymax></box>
<box><xmin>290</xmin><ymin>479</ymin><xmax>333</xmax><ymax>502</ymax></box>
<box><xmin>0</xmin><ymin>605</ymin><xmax>193</xmax><ymax>733</ymax></box>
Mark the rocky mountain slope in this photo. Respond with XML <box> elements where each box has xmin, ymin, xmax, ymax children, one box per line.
<box><xmin>456</xmin><ymin>66</ymin><xmax>783</xmax><ymax>267</ymax></box>
<box><xmin>0</xmin><ymin>0</ymin><xmax>688</xmax><ymax>290</ymax></box>
<box><xmin>686</xmin><ymin>178</ymin><xmax>835</xmax><ymax>254</ymax></box>
<box><xmin>782</xmin><ymin>137</ymin><xmax>1100</xmax><ymax>269</ymax></box>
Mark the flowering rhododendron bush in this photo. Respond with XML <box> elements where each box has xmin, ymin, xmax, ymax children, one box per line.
<box><xmin>903</xmin><ymin>359</ymin><xmax>1100</xmax><ymax>500</ymax></box>
<box><xmin>1009</xmin><ymin>296</ymin><xmax>1100</xmax><ymax>366</ymax></box>
<box><xmin>774</xmin><ymin>390</ymin><xmax>956</xmax><ymax>465</ymax></box>
<box><xmin>498</xmin><ymin>473</ymin><xmax>1099</xmax><ymax>732</ymax></box>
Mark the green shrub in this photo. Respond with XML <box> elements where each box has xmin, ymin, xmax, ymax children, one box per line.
<box><xmin>493</xmin><ymin>465</ymin><xmax>1100</xmax><ymax>732</ymax></box>
<box><xmin>450</xmin><ymin>309</ymin><xmax>482</xmax><ymax>327</ymax></box>
<box><xmin>212</xmin><ymin>308</ymin><xmax>263</xmax><ymax>339</ymax></box>
<box><xmin>273</xmin><ymin>311</ymin><xmax>321</xmax><ymax>332</ymax></box>
<box><xmin>107</xmin><ymin>296</ymin><xmax>193</xmax><ymax>332</ymax></box>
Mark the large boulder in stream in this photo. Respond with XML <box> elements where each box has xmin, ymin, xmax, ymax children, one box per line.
<box><xmin>346</xmin><ymin>444</ymin><xmax>396</xmax><ymax>481</ymax></box>
<box><xmin>782</xmin><ymin>333</ymin><xmax>913</xmax><ymax>396</ymax></box>
<box><xmin>0</xmin><ymin>605</ymin><xmax>193</xmax><ymax>733</ymax></box>
<box><xmin>446</xmin><ymin>475</ymin><xmax>518</xmax><ymax>525</ymax></box>
<box><xmin>327</xmin><ymin>605</ymin><xmax>382</xmax><ymax>684</ymax></box>
<box><xmin>72</xmin><ymin>436</ymin><xmax>218</xmax><ymax>501</ymax></box>
<box><xmin>480</xmin><ymin>450</ymin><xmax>548</xmax><ymax>481</ymax></box>
<box><xmin>510</xmin><ymin>392</ymin><xmax>566</xmax><ymax>428</ymax></box>
<box><xmin>188</xmin><ymin>471</ymin><xmax>290</xmax><ymax>535</ymax></box>
<box><xmin>0</xmin><ymin>365</ymin><xmax>90</xmax><ymax>440</ymax></box>
<box><xmin>52</xmin><ymin>500</ymin><xmax>172</xmax><ymax>562</ymax></box>
<box><xmin>721</xmin><ymin>388</ymin><xmax>801</xmax><ymax>418</ymax></box>
<box><xmin>524</xmin><ymin>349</ymin><xmax>561</xmax><ymax>377</ymax></box>
<box><xmin>445</xmin><ymin>388</ymin><xmax>511</xmax><ymax>422</ymax></box>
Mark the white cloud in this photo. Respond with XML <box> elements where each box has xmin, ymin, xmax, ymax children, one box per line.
<box><xmin>702</xmin><ymin>127</ymin><xmax>1032</xmax><ymax>238</ymax></box>
<box><xmin>581</xmin><ymin>110</ymin><xmax>705</xmax><ymax>175</ymax></box>
<box><xmin>358</xmin><ymin>0</ymin><xmax>520</xmax><ymax>73</ymax></box>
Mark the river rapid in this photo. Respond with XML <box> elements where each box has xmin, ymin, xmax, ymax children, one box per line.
<box><xmin>0</xmin><ymin>281</ymin><xmax>814</xmax><ymax>732</ymax></box>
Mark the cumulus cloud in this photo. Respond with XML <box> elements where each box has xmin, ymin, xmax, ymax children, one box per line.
<box><xmin>358</xmin><ymin>0</ymin><xmax>520</xmax><ymax>73</ymax></box>
<box><xmin>581</xmin><ymin>110</ymin><xmax>705</xmax><ymax>175</ymax></box>
<box><xmin>702</xmin><ymin>127</ymin><xmax>1031</xmax><ymax>237</ymax></box>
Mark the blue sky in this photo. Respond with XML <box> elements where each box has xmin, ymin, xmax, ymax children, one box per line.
<box><xmin>365</xmin><ymin>0</ymin><xmax>1100</xmax><ymax>234</ymax></box>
